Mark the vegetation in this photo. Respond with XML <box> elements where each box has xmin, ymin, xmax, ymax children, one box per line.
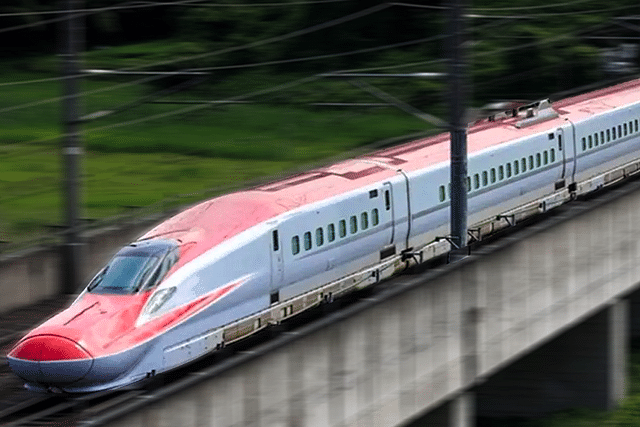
<box><xmin>1</xmin><ymin>0</ymin><xmax>640</xmax><ymax>250</ymax></box>
<box><xmin>0</xmin><ymin>67</ymin><xmax>429</xmax><ymax>247</ymax></box>
<box><xmin>475</xmin><ymin>349</ymin><xmax>640</xmax><ymax>427</ymax></box>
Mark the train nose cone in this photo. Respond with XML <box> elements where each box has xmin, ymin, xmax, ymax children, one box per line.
<box><xmin>7</xmin><ymin>335</ymin><xmax>94</xmax><ymax>384</ymax></box>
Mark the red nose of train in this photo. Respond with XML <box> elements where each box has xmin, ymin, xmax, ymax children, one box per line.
<box><xmin>8</xmin><ymin>335</ymin><xmax>94</xmax><ymax>385</ymax></box>
<box><xmin>10</xmin><ymin>335</ymin><xmax>92</xmax><ymax>361</ymax></box>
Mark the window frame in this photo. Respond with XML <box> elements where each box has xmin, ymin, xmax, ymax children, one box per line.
<box><xmin>361</xmin><ymin>212</ymin><xmax>369</xmax><ymax>230</ymax></box>
<box><xmin>327</xmin><ymin>223</ymin><xmax>336</xmax><ymax>242</ymax></box>
<box><xmin>339</xmin><ymin>220</ymin><xmax>347</xmax><ymax>238</ymax></box>
<box><xmin>316</xmin><ymin>227</ymin><xmax>324</xmax><ymax>247</ymax></box>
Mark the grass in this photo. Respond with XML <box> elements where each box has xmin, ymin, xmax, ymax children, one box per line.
<box><xmin>0</xmin><ymin>62</ymin><xmax>431</xmax><ymax>249</ymax></box>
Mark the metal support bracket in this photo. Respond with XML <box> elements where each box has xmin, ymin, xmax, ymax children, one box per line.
<box><xmin>435</xmin><ymin>235</ymin><xmax>460</xmax><ymax>249</ymax></box>
<box><xmin>467</xmin><ymin>228</ymin><xmax>482</xmax><ymax>244</ymax></box>
<box><xmin>401</xmin><ymin>248</ymin><xmax>422</xmax><ymax>265</ymax></box>
<box><xmin>496</xmin><ymin>214</ymin><xmax>516</xmax><ymax>227</ymax></box>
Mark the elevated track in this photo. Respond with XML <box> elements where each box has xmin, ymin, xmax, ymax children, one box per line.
<box><xmin>4</xmin><ymin>178</ymin><xmax>640</xmax><ymax>426</ymax></box>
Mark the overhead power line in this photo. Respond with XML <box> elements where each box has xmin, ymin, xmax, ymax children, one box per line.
<box><xmin>467</xmin><ymin>3</ymin><xmax>640</xmax><ymax>18</ymax></box>
<box><xmin>470</xmin><ymin>0</ymin><xmax>595</xmax><ymax>11</ymax></box>
<box><xmin>0</xmin><ymin>13</ymin><xmax>614</xmax><ymax>117</ymax></box>
<box><xmin>0</xmin><ymin>11</ymin><xmax>518</xmax><ymax>113</ymax></box>
<box><xmin>0</xmin><ymin>0</ymin><xmax>348</xmax><ymax>18</ymax></box>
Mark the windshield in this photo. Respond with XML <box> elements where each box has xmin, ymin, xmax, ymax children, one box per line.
<box><xmin>88</xmin><ymin>255</ymin><xmax>160</xmax><ymax>294</ymax></box>
<box><xmin>87</xmin><ymin>239</ymin><xmax>179</xmax><ymax>294</ymax></box>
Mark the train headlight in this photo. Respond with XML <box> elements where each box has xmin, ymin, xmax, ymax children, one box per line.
<box><xmin>145</xmin><ymin>287</ymin><xmax>176</xmax><ymax>315</ymax></box>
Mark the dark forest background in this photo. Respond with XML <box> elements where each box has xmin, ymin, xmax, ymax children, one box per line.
<box><xmin>2</xmin><ymin>0</ymin><xmax>640</xmax><ymax>108</ymax></box>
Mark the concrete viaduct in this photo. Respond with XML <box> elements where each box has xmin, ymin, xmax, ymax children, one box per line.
<box><xmin>5</xmin><ymin>180</ymin><xmax>640</xmax><ymax>426</ymax></box>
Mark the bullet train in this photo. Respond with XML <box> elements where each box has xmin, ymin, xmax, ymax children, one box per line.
<box><xmin>8</xmin><ymin>78</ymin><xmax>640</xmax><ymax>393</ymax></box>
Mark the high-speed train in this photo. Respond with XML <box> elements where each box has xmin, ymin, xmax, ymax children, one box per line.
<box><xmin>8</xmin><ymin>78</ymin><xmax>640</xmax><ymax>393</ymax></box>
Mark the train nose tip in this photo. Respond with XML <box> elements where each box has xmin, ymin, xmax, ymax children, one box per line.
<box><xmin>7</xmin><ymin>335</ymin><xmax>93</xmax><ymax>384</ymax></box>
<box><xmin>9</xmin><ymin>335</ymin><xmax>91</xmax><ymax>361</ymax></box>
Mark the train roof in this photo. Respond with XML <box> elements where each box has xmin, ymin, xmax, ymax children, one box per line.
<box><xmin>142</xmin><ymin>78</ymin><xmax>640</xmax><ymax>262</ymax></box>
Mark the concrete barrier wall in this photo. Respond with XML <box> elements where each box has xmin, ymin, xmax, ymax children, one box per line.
<box><xmin>0</xmin><ymin>217</ymin><xmax>162</xmax><ymax>313</ymax></box>
<box><xmin>99</xmin><ymin>185</ymin><xmax>640</xmax><ymax>427</ymax></box>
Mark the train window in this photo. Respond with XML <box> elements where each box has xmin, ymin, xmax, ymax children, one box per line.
<box><xmin>482</xmin><ymin>171</ymin><xmax>488</xmax><ymax>186</ymax></box>
<box><xmin>582</xmin><ymin>137</ymin><xmax>586</xmax><ymax>151</ymax></box>
<box><xmin>607</xmin><ymin>129</ymin><xmax>611</xmax><ymax>141</ymax></box>
<box><xmin>521</xmin><ymin>158</ymin><xmax>526</xmax><ymax>172</ymax></box>
<box><xmin>528</xmin><ymin>156</ymin><xmax>534</xmax><ymax>170</ymax></box>
<box><xmin>327</xmin><ymin>224</ymin><xmax>336</xmax><ymax>242</ymax></box>
<box><xmin>361</xmin><ymin>212</ymin><xmax>369</xmax><ymax>230</ymax></box>
<box><xmin>304</xmin><ymin>232</ymin><xmax>312</xmax><ymax>250</ymax></box>
<box><xmin>439</xmin><ymin>185</ymin><xmax>446</xmax><ymax>202</ymax></box>
<box><xmin>372</xmin><ymin>209</ymin><xmax>379</xmax><ymax>226</ymax></box>
<box><xmin>291</xmin><ymin>236</ymin><xmax>300</xmax><ymax>255</ymax></box>
<box><xmin>514</xmin><ymin>161</ymin><xmax>519</xmax><ymax>175</ymax></box>
<box><xmin>506</xmin><ymin>163</ymin><xmax>512</xmax><ymax>178</ymax></box>
<box><xmin>339</xmin><ymin>220</ymin><xmax>347</xmax><ymax>238</ymax></box>
<box><xmin>601</xmin><ymin>131</ymin><xmax>605</xmax><ymax>143</ymax></box>
<box><xmin>618</xmin><ymin>125</ymin><xmax>622</xmax><ymax>137</ymax></box>
<box><xmin>635</xmin><ymin>120</ymin><xmax>638</xmax><ymax>132</ymax></box>
<box><xmin>490</xmin><ymin>168</ymin><xmax>496</xmax><ymax>183</ymax></box>
<box><xmin>316</xmin><ymin>228</ymin><xmax>324</xmax><ymax>246</ymax></box>
<box><xmin>384</xmin><ymin>190</ymin><xmax>391</xmax><ymax>211</ymax></box>
<box><xmin>588</xmin><ymin>135</ymin><xmax>593</xmax><ymax>149</ymax></box>
<box><xmin>630</xmin><ymin>121</ymin><xmax>633</xmax><ymax>133</ymax></box>
<box><xmin>474</xmin><ymin>173</ymin><xmax>480</xmax><ymax>189</ymax></box>
<box><xmin>594</xmin><ymin>133</ymin><xmax>599</xmax><ymax>146</ymax></box>
<box><xmin>498</xmin><ymin>165</ymin><xmax>504</xmax><ymax>180</ymax></box>
<box><xmin>272</xmin><ymin>230</ymin><xmax>279</xmax><ymax>251</ymax></box>
<box><xmin>624</xmin><ymin>123</ymin><xmax>628</xmax><ymax>136</ymax></box>
<box><xmin>467</xmin><ymin>176</ymin><xmax>471</xmax><ymax>192</ymax></box>
<box><xmin>369</xmin><ymin>189</ymin><xmax>378</xmax><ymax>199</ymax></box>
<box><xmin>543</xmin><ymin>151</ymin><xmax>548</xmax><ymax>165</ymax></box>
<box><xmin>535</xmin><ymin>153</ymin><xmax>541</xmax><ymax>167</ymax></box>
<box><xmin>550</xmin><ymin>148</ymin><xmax>555</xmax><ymax>162</ymax></box>
<box><xmin>350</xmin><ymin>216</ymin><xmax>358</xmax><ymax>234</ymax></box>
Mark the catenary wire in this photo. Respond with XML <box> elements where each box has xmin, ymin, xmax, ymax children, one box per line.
<box><xmin>0</xmin><ymin>0</ymin><xmax>348</xmax><ymax>19</ymax></box>
<box><xmin>11</xmin><ymin>18</ymin><xmax>611</xmax><ymax>148</ymax></box>
<box><xmin>0</xmin><ymin>13</ymin><xmax>605</xmax><ymax>117</ymax></box>
<box><xmin>0</xmin><ymin>10</ymin><xmax>517</xmax><ymax>115</ymax></box>
<box><xmin>0</xmin><ymin>5</ymin><xmax>627</xmax><ymax>132</ymax></box>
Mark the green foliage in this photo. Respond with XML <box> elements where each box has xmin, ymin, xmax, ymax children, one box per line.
<box><xmin>0</xmin><ymin>69</ymin><xmax>429</xmax><ymax>247</ymax></box>
<box><xmin>2</xmin><ymin>0</ymin><xmax>639</xmax><ymax>248</ymax></box>
<box><xmin>470</xmin><ymin>351</ymin><xmax>640</xmax><ymax>427</ymax></box>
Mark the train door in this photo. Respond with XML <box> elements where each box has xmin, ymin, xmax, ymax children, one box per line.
<box><xmin>556</xmin><ymin>128</ymin><xmax>567</xmax><ymax>187</ymax></box>
<box><xmin>382</xmin><ymin>182</ymin><xmax>395</xmax><ymax>245</ymax></box>
<box><xmin>382</xmin><ymin>173</ymin><xmax>411</xmax><ymax>254</ymax></box>
<box><xmin>557</xmin><ymin>125</ymin><xmax>576</xmax><ymax>185</ymax></box>
<box><xmin>270</xmin><ymin>228</ymin><xmax>284</xmax><ymax>303</ymax></box>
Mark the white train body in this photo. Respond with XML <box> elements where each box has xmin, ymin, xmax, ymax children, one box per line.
<box><xmin>8</xmin><ymin>80</ymin><xmax>640</xmax><ymax>393</ymax></box>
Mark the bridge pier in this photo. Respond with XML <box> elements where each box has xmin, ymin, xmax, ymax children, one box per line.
<box><xmin>628</xmin><ymin>288</ymin><xmax>640</xmax><ymax>342</ymax></box>
<box><xmin>419</xmin><ymin>393</ymin><xmax>475</xmax><ymax>427</ymax></box>
<box><xmin>475</xmin><ymin>298</ymin><xmax>628</xmax><ymax>422</ymax></box>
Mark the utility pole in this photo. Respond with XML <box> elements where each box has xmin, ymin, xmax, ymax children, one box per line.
<box><xmin>448</xmin><ymin>0</ymin><xmax>468</xmax><ymax>258</ymax></box>
<box><xmin>61</xmin><ymin>0</ymin><xmax>84</xmax><ymax>294</ymax></box>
